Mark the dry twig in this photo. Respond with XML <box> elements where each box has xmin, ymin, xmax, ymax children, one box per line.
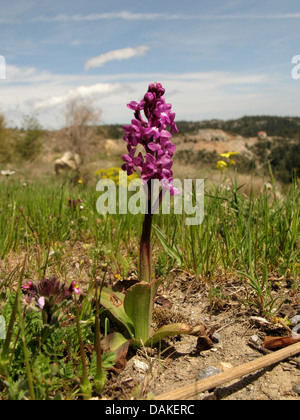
<box><xmin>155</xmin><ymin>341</ymin><xmax>300</xmax><ymax>400</ymax></box>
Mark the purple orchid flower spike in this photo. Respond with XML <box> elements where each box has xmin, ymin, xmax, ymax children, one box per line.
<box><xmin>122</xmin><ymin>82</ymin><xmax>178</xmax><ymax>196</ymax></box>
<box><xmin>122</xmin><ymin>83</ymin><xmax>178</xmax><ymax>283</ymax></box>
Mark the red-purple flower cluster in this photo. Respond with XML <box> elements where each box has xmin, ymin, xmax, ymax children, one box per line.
<box><xmin>22</xmin><ymin>276</ymin><xmax>81</xmax><ymax>318</ymax></box>
<box><xmin>122</xmin><ymin>83</ymin><xmax>178</xmax><ymax>195</ymax></box>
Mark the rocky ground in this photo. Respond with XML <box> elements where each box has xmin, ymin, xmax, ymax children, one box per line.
<box><xmin>101</xmin><ymin>272</ymin><xmax>300</xmax><ymax>401</ymax></box>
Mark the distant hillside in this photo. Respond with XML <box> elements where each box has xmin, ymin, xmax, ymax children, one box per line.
<box><xmin>94</xmin><ymin>117</ymin><xmax>300</xmax><ymax>183</ymax></box>
<box><xmin>96</xmin><ymin>116</ymin><xmax>300</xmax><ymax>139</ymax></box>
<box><xmin>172</xmin><ymin>116</ymin><xmax>300</xmax><ymax>183</ymax></box>
<box><xmin>1</xmin><ymin>115</ymin><xmax>299</xmax><ymax>184</ymax></box>
<box><xmin>176</xmin><ymin>116</ymin><xmax>300</xmax><ymax>138</ymax></box>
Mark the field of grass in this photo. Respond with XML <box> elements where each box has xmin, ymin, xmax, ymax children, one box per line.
<box><xmin>0</xmin><ymin>168</ymin><xmax>299</xmax><ymax>400</ymax></box>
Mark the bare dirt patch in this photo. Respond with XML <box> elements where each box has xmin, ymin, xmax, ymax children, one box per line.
<box><xmin>103</xmin><ymin>273</ymin><xmax>300</xmax><ymax>401</ymax></box>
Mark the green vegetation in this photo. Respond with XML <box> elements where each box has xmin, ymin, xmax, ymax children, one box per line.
<box><xmin>0</xmin><ymin>113</ymin><xmax>299</xmax><ymax>400</ymax></box>
<box><xmin>0</xmin><ymin>114</ymin><xmax>299</xmax><ymax>184</ymax></box>
<box><xmin>16</xmin><ymin>116</ymin><xmax>43</xmax><ymax>162</ymax></box>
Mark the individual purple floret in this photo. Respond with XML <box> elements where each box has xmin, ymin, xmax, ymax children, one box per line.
<box><xmin>122</xmin><ymin>83</ymin><xmax>178</xmax><ymax>195</ymax></box>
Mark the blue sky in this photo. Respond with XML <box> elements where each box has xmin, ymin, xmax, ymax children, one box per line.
<box><xmin>0</xmin><ymin>0</ymin><xmax>300</xmax><ymax>128</ymax></box>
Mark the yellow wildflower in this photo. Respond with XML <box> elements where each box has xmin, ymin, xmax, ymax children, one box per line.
<box><xmin>217</xmin><ymin>160</ymin><xmax>227</xmax><ymax>170</ymax></box>
<box><xmin>219</xmin><ymin>152</ymin><xmax>240</xmax><ymax>159</ymax></box>
<box><xmin>95</xmin><ymin>167</ymin><xmax>139</xmax><ymax>186</ymax></box>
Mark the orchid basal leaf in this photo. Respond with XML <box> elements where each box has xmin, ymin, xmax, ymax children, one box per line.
<box><xmin>145</xmin><ymin>323</ymin><xmax>192</xmax><ymax>347</ymax></box>
<box><xmin>100</xmin><ymin>287</ymin><xmax>134</xmax><ymax>338</ymax></box>
<box><xmin>124</xmin><ymin>280</ymin><xmax>161</xmax><ymax>345</ymax></box>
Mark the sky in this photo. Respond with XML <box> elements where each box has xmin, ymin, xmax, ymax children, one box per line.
<box><xmin>0</xmin><ymin>0</ymin><xmax>300</xmax><ymax>129</ymax></box>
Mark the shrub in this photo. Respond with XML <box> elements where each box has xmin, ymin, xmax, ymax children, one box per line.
<box><xmin>16</xmin><ymin>116</ymin><xmax>43</xmax><ymax>161</ymax></box>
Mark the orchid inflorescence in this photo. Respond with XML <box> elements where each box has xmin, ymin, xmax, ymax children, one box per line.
<box><xmin>97</xmin><ymin>83</ymin><xmax>205</xmax><ymax>354</ymax></box>
<box><xmin>122</xmin><ymin>82</ymin><xmax>178</xmax><ymax>195</ymax></box>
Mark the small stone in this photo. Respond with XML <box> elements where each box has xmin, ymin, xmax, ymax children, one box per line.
<box><xmin>212</xmin><ymin>332</ymin><xmax>221</xmax><ymax>343</ymax></box>
<box><xmin>250</xmin><ymin>334</ymin><xmax>262</xmax><ymax>346</ymax></box>
<box><xmin>133</xmin><ymin>359</ymin><xmax>149</xmax><ymax>373</ymax></box>
<box><xmin>197</xmin><ymin>366</ymin><xmax>222</xmax><ymax>381</ymax></box>
<box><xmin>202</xmin><ymin>394</ymin><xmax>217</xmax><ymax>400</ymax></box>
<box><xmin>291</xmin><ymin>315</ymin><xmax>300</xmax><ymax>325</ymax></box>
<box><xmin>219</xmin><ymin>362</ymin><xmax>233</xmax><ymax>371</ymax></box>
<box><xmin>292</xmin><ymin>384</ymin><xmax>300</xmax><ymax>396</ymax></box>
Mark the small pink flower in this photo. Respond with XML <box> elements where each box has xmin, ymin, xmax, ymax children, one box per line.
<box><xmin>70</xmin><ymin>281</ymin><xmax>82</xmax><ymax>295</ymax></box>
<box><xmin>37</xmin><ymin>296</ymin><xmax>45</xmax><ymax>310</ymax></box>
<box><xmin>23</xmin><ymin>281</ymin><xmax>34</xmax><ymax>290</ymax></box>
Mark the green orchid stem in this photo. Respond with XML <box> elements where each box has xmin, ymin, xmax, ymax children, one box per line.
<box><xmin>139</xmin><ymin>180</ymin><xmax>153</xmax><ymax>283</ymax></box>
<box><xmin>139</xmin><ymin>183</ymin><xmax>163</xmax><ymax>283</ymax></box>
<box><xmin>140</xmin><ymin>211</ymin><xmax>153</xmax><ymax>284</ymax></box>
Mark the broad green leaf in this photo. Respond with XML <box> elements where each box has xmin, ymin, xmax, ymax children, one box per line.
<box><xmin>101</xmin><ymin>331</ymin><xmax>129</xmax><ymax>354</ymax></box>
<box><xmin>124</xmin><ymin>280</ymin><xmax>161</xmax><ymax>345</ymax></box>
<box><xmin>100</xmin><ymin>286</ymin><xmax>134</xmax><ymax>337</ymax></box>
<box><xmin>145</xmin><ymin>323</ymin><xmax>205</xmax><ymax>347</ymax></box>
<box><xmin>145</xmin><ymin>323</ymin><xmax>192</xmax><ymax>347</ymax></box>
<box><xmin>101</xmin><ymin>332</ymin><xmax>130</xmax><ymax>371</ymax></box>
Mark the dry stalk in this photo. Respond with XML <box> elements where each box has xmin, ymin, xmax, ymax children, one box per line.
<box><xmin>155</xmin><ymin>341</ymin><xmax>300</xmax><ymax>400</ymax></box>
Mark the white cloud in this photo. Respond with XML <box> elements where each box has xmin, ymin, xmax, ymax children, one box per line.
<box><xmin>5</xmin><ymin>64</ymin><xmax>55</xmax><ymax>83</ymax></box>
<box><xmin>34</xmin><ymin>82</ymin><xmax>127</xmax><ymax>109</ymax></box>
<box><xmin>28</xmin><ymin>11</ymin><xmax>300</xmax><ymax>24</ymax></box>
<box><xmin>0</xmin><ymin>64</ymin><xmax>297</xmax><ymax>129</ymax></box>
<box><xmin>29</xmin><ymin>12</ymin><xmax>173</xmax><ymax>23</ymax></box>
<box><xmin>85</xmin><ymin>46</ymin><xmax>150</xmax><ymax>71</ymax></box>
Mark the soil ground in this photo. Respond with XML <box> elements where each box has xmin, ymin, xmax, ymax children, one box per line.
<box><xmin>101</xmin><ymin>272</ymin><xmax>300</xmax><ymax>401</ymax></box>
